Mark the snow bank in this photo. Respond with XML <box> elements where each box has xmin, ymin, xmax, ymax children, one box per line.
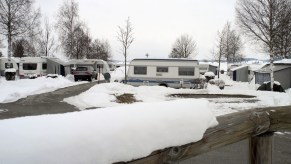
<box><xmin>0</xmin><ymin>76</ymin><xmax>83</xmax><ymax>103</ymax></box>
<box><xmin>64</xmin><ymin>83</ymin><xmax>180</xmax><ymax>110</ymax></box>
<box><xmin>110</xmin><ymin>66</ymin><xmax>126</xmax><ymax>82</ymax></box>
<box><xmin>0</xmin><ymin>99</ymin><xmax>218</xmax><ymax>164</ymax></box>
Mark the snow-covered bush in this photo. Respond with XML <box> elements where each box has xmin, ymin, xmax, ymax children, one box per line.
<box><xmin>209</xmin><ymin>79</ymin><xmax>225</xmax><ymax>90</ymax></box>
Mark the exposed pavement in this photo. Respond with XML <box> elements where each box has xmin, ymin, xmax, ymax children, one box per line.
<box><xmin>0</xmin><ymin>81</ymin><xmax>103</xmax><ymax>120</ymax></box>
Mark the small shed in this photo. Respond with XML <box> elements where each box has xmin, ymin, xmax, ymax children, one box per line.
<box><xmin>230</xmin><ymin>65</ymin><xmax>249</xmax><ymax>82</ymax></box>
<box><xmin>255</xmin><ymin>63</ymin><xmax>291</xmax><ymax>90</ymax></box>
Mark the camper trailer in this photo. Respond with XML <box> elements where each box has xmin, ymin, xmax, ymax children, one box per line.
<box><xmin>69</xmin><ymin>59</ymin><xmax>111</xmax><ymax>81</ymax></box>
<box><xmin>70</xmin><ymin>59</ymin><xmax>111</xmax><ymax>74</ymax></box>
<box><xmin>127</xmin><ymin>59</ymin><xmax>200</xmax><ymax>89</ymax></box>
<box><xmin>18</xmin><ymin>57</ymin><xmax>47</xmax><ymax>79</ymax></box>
<box><xmin>0</xmin><ymin>57</ymin><xmax>20</xmax><ymax>76</ymax></box>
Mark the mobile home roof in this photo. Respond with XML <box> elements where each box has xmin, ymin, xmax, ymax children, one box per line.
<box><xmin>132</xmin><ymin>58</ymin><xmax>198</xmax><ymax>62</ymax></box>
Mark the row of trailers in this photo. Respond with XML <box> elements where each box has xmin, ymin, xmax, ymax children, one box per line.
<box><xmin>0</xmin><ymin>57</ymin><xmax>110</xmax><ymax>79</ymax></box>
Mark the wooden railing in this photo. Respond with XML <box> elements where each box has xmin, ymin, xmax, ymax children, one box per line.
<box><xmin>119</xmin><ymin>106</ymin><xmax>291</xmax><ymax>164</ymax></box>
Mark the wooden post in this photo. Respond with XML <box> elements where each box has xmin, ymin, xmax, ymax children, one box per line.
<box><xmin>121</xmin><ymin>106</ymin><xmax>291</xmax><ymax>164</ymax></box>
<box><xmin>249</xmin><ymin>132</ymin><xmax>274</xmax><ymax>164</ymax></box>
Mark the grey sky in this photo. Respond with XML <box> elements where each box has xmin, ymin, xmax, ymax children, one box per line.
<box><xmin>35</xmin><ymin>0</ymin><xmax>240</xmax><ymax>60</ymax></box>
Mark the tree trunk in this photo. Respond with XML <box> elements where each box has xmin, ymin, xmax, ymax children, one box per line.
<box><xmin>270</xmin><ymin>50</ymin><xmax>274</xmax><ymax>91</ymax></box>
<box><xmin>8</xmin><ymin>34</ymin><xmax>12</xmax><ymax>63</ymax></box>
<box><xmin>124</xmin><ymin>48</ymin><xmax>127</xmax><ymax>84</ymax></box>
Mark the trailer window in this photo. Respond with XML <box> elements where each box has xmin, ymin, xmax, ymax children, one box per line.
<box><xmin>179</xmin><ymin>67</ymin><xmax>195</xmax><ymax>76</ymax></box>
<box><xmin>42</xmin><ymin>63</ymin><xmax>47</xmax><ymax>70</ymax></box>
<box><xmin>134</xmin><ymin>66</ymin><xmax>147</xmax><ymax>75</ymax></box>
<box><xmin>23</xmin><ymin>63</ymin><xmax>37</xmax><ymax>70</ymax></box>
<box><xmin>5</xmin><ymin>63</ymin><xmax>13</xmax><ymax>68</ymax></box>
<box><xmin>157</xmin><ymin>67</ymin><xmax>168</xmax><ymax>73</ymax></box>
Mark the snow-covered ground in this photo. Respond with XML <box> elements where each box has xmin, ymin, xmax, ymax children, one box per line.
<box><xmin>0</xmin><ymin>99</ymin><xmax>217</xmax><ymax>164</ymax></box>
<box><xmin>64</xmin><ymin>73</ymin><xmax>291</xmax><ymax>116</ymax></box>
<box><xmin>0</xmin><ymin>75</ymin><xmax>85</xmax><ymax>103</ymax></box>
<box><xmin>1</xmin><ymin>65</ymin><xmax>291</xmax><ymax>163</ymax></box>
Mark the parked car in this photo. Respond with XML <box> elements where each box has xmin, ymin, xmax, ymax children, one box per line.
<box><xmin>73</xmin><ymin>66</ymin><xmax>97</xmax><ymax>82</ymax></box>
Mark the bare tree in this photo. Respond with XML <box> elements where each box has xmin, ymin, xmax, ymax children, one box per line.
<box><xmin>236</xmin><ymin>0</ymin><xmax>291</xmax><ymax>90</ymax></box>
<box><xmin>73</xmin><ymin>24</ymin><xmax>89</xmax><ymax>59</ymax></box>
<box><xmin>39</xmin><ymin>17</ymin><xmax>56</xmax><ymax>57</ymax></box>
<box><xmin>56</xmin><ymin>0</ymin><xmax>80</xmax><ymax>59</ymax></box>
<box><xmin>169</xmin><ymin>34</ymin><xmax>198</xmax><ymax>59</ymax></box>
<box><xmin>274</xmin><ymin>1</ymin><xmax>291</xmax><ymax>59</ymax></box>
<box><xmin>0</xmin><ymin>0</ymin><xmax>40</xmax><ymax>60</ymax></box>
<box><xmin>25</xmin><ymin>19</ymin><xmax>42</xmax><ymax>57</ymax></box>
<box><xmin>89</xmin><ymin>39</ymin><xmax>112</xmax><ymax>61</ymax></box>
<box><xmin>12</xmin><ymin>39</ymin><xmax>25</xmax><ymax>57</ymax></box>
<box><xmin>213</xmin><ymin>30</ymin><xmax>226</xmax><ymax>79</ymax></box>
<box><xmin>117</xmin><ymin>17</ymin><xmax>134</xmax><ymax>83</ymax></box>
<box><xmin>222</xmin><ymin>22</ymin><xmax>244</xmax><ymax>62</ymax></box>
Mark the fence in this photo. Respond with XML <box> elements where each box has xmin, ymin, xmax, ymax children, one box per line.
<box><xmin>119</xmin><ymin>106</ymin><xmax>291</xmax><ymax>164</ymax></box>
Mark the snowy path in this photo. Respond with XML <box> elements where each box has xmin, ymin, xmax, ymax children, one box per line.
<box><xmin>0</xmin><ymin>81</ymin><xmax>103</xmax><ymax>120</ymax></box>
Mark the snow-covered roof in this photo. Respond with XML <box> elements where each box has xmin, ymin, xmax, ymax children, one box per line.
<box><xmin>230</xmin><ymin>65</ymin><xmax>248</xmax><ymax>71</ymax></box>
<box><xmin>4</xmin><ymin>68</ymin><xmax>16</xmax><ymax>73</ymax></box>
<box><xmin>256</xmin><ymin>63</ymin><xmax>291</xmax><ymax>73</ymax></box>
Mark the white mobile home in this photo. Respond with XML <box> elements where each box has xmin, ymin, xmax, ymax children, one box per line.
<box><xmin>0</xmin><ymin>57</ymin><xmax>20</xmax><ymax>76</ymax></box>
<box><xmin>18</xmin><ymin>57</ymin><xmax>47</xmax><ymax>78</ymax></box>
<box><xmin>127</xmin><ymin>59</ymin><xmax>200</xmax><ymax>89</ymax></box>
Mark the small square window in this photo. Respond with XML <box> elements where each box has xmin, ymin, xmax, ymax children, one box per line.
<box><xmin>157</xmin><ymin>67</ymin><xmax>168</xmax><ymax>73</ymax></box>
<box><xmin>134</xmin><ymin>66</ymin><xmax>147</xmax><ymax>75</ymax></box>
<box><xmin>5</xmin><ymin>63</ymin><xmax>13</xmax><ymax>69</ymax></box>
<box><xmin>179</xmin><ymin>67</ymin><xmax>195</xmax><ymax>76</ymax></box>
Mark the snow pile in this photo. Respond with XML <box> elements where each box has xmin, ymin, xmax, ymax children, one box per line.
<box><xmin>0</xmin><ymin>76</ymin><xmax>83</xmax><ymax>103</ymax></box>
<box><xmin>204</xmin><ymin>71</ymin><xmax>215</xmax><ymax>77</ymax></box>
<box><xmin>64</xmin><ymin>83</ymin><xmax>177</xmax><ymax>109</ymax></box>
<box><xmin>110</xmin><ymin>66</ymin><xmax>126</xmax><ymax>82</ymax></box>
<box><xmin>0</xmin><ymin>99</ymin><xmax>218</xmax><ymax>164</ymax></box>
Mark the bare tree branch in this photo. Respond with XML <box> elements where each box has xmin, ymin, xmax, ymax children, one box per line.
<box><xmin>117</xmin><ymin>17</ymin><xmax>134</xmax><ymax>83</ymax></box>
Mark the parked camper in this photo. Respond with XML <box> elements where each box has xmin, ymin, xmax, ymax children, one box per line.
<box><xmin>127</xmin><ymin>59</ymin><xmax>200</xmax><ymax>89</ymax></box>
<box><xmin>107</xmin><ymin>61</ymin><xmax>117</xmax><ymax>71</ymax></box>
<box><xmin>0</xmin><ymin>57</ymin><xmax>20</xmax><ymax>76</ymax></box>
<box><xmin>70</xmin><ymin>59</ymin><xmax>111</xmax><ymax>81</ymax></box>
<box><xmin>199</xmin><ymin>64</ymin><xmax>218</xmax><ymax>75</ymax></box>
<box><xmin>18</xmin><ymin>57</ymin><xmax>47</xmax><ymax>79</ymax></box>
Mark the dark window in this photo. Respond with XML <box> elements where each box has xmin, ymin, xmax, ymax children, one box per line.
<box><xmin>5</xmin><ymin>63</ymin><xmax>13</xmax><ymax>68</ymax></box>
<box><xmin>97</xmin><ymin>64</ymin><xmax>104</xmax><ymax>68</ymax></box>
<box><xmin>23</xmin><ymin>63</ymin><xmax>37</xmax><ymax>70</ymax></box>
<box><xmin>248</xmin><ymin>70</ymin><xmax>251</xmax><ymax>75</ymax></box>
<box><xmin>157</xmin><ymin>67</ymin><xmax>168</xmax><ymax>73</ymax></box>
<box><xmin>42</xmin><ymin>63</ymin><xmax>47</xmax><ymax>70</ymax></box>
<box><xmin>179</xmin><ymin>67</ymin><xmax>195</xmax><ymax>76</ymax></box>
<box><xmin>134</xmin><ymin>66</ymin><xmax>147</xmax><ymax>75</ymax></box>
<box><xmin>76</xmin><ymin>67</ymin><xmax>88</xmax><ymax>71</ymax></box>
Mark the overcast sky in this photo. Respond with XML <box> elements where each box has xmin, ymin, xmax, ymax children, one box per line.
<box><xmin>35</xmin><ymin>0</ymin><xmax>248</xmax><ymax>61</ymax></box>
